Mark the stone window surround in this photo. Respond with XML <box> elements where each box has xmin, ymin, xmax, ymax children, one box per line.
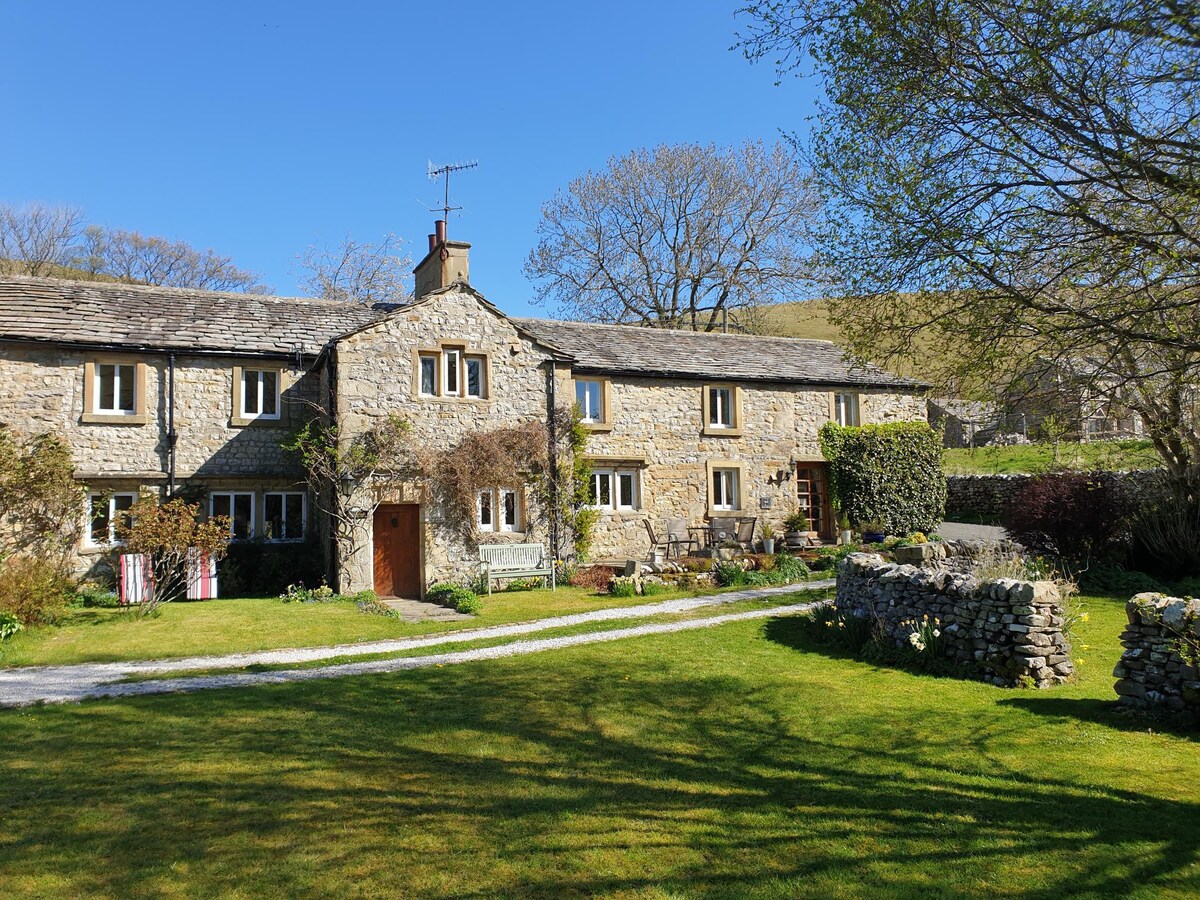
<box><xmin>705</xmin><ymin>458</ymin><xmax>747</xmax><ymax>517</ymax></box>
<box><xmin>702</xmin><ymin>383</ymin><xmax>744</xmax><ymax>437</ymax></box>
<box><xmin>230</xmin><ymin>364</ymin><xmax>291</xmax><ymax>428</ymax></box>
<box><xmin>81</xmin><ymin>355</ymin><xmax>149</xmax><ymax>425</ymax></box>
<box><xmin>411</xmin><ymin>341</ymin><xmax>492</xmax><ymax>403</ymax></box>
<box><xmin>573</xmin><ymin>375</ymin><xmax>613</xmax><ymax>432</ymax></box>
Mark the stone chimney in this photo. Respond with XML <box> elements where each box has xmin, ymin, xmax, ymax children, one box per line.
<box><xmin>413</xmin><ymin>219</ymin><xmax>470</xmax><ymax>300</ymax></box>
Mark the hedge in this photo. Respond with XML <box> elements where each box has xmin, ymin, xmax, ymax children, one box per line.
<box><xmin>819</xmin><ymin>421</ymin><xmax>946</xmax><ymax>535</ymax></box>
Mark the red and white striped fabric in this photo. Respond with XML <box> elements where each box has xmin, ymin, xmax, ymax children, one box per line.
<box><xmin>118</xmin><ymin>553</ymin><xmax>153</xmax><ymax>606</ymax></box>
<box><xmin>186</xmin><ymin>549</ymin><xmax>218</xmax><ymax>600</ymax></box>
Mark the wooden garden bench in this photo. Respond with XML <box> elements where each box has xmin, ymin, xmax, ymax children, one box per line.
<box><xmin>478</xmin><ymin>542</ymin><xmax>556</xmax><ymax>595</ymax></box>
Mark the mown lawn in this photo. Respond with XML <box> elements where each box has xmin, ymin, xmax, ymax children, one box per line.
<box><xmin>944</xmin><ymin>439</ymin><xmax>1161</xmax><ymax>475</ymax></box>
<box><xmin>0</xmin><ymin>582</ymin><xmax>760</xmax><ymax>668</ymax></box>
<box><xmin>1</xmin><ymin>592</ymin><xmax>1197</xmax><ymax>897</ymax></box>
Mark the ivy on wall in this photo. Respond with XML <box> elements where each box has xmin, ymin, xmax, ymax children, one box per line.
<box><xmin>819</xmin><ymin>421</ymin><xmax>946</xmax><ymax>535</ymax></box>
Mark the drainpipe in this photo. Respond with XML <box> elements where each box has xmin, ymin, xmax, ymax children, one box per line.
<box><xmin>546</xmin><ymin>362</ymin><xmax>559</xmax><ymax>561</ymax></box>
<box><xmin>167</xmin><ymin>352</ymin><xmax>178</xmax><ymax>497</ymax></box>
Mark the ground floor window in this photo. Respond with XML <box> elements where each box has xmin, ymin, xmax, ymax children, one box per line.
<box><xmin>477</xmin><ymin>487</ymin><xmax>520</xmax><ymax>532</ymax></box>
<box><xmin>87</xmin><ymin>491</ymin><xmax>137</xmax><ymax>545</ymax></box>
<box><xmin>210</xmin><ymin>492</ymin><xmax>255</xmax><ymax>540</ymax></box>
<box><xmin>711</xmin><ymin>468</ymin><xmax>740</xmax><ymax>511</ymax></box>
<box><xmin>589</xmin><ymin>468</ymin><xmax>640</xmax><ymax>511</ymax></box>
<box><xmin>264</xmin><ymin>492</ymin><xmax>306</xmax><ymax>542</ymax></box>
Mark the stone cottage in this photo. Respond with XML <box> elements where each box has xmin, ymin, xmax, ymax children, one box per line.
<box><xmin>0</xmin><ymin>230</ymin><xmax>924</xmax><ymax>596</ymax></box>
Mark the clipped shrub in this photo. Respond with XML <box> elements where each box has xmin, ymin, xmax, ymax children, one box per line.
<box><xmin>1003</xmin><ymin>472</ymin><xmax>1130</xmax><ymax>564</ymax></box>
<box><xmin>220</xmin><ymin>538</ymin><xmax>325</xmax><ymax>598</ymax></box>
<box><xmin>1078</xmin><ymin>563</ymin><xmax>1164</xmax><ymax>596</ymax></box>
<box><xmin>427</xmin><ymin>582</ymin><xmax>482</xmax><ymax>614</ymax></box>
<box><xmin>0</xmin><ymin>554</ymin><xmax>74</xmax><ymax>626</ymax></box>
<box><xmin>454</xmin><ymin>592</ymin><xmax>483</xmax><ymax>615</ymax></box>
<box><xmin>819</xmin><ymin>422</ymin><xmax>945</xmax><ymax>535</ymax></box>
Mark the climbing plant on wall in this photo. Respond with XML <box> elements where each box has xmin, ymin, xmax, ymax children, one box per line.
<box><xmin>819</xmin><ymin>421</ymin><xmax>945</xmax><ymax>535</ymax></box>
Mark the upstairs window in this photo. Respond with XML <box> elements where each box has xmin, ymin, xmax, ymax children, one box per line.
<box><xmin>264</xmin><ymin>492</ymin><xmax>305</xmax><ymax>542</ymax></box>
<box><xmin>443</xmin><ymin>349</ymin><xmax>461</xmax><ymax>396</ymax></box>
<box><xmin>88</xmin><ymin>492</ymin><xmax>137</xmax><ymax>545</ymax></box>
<box><xmin>419</xmin><ymin>354</ymin><xmax>438</xmax><ymax>396</ymax></box>
<box><xmin>465</xmin><ymin>355</ymin><xmax>485</xmax><ymax>398</ymax></box>
<box><xmin>96</xmin><ymin>363</ymin><xmax>137</xmax><ymax>415</ymax></box>
<box><xmin>210</xmin><ymin>492</ymin><xmax>255</xmax><ymax>541</ymax></box>
<box><xmin>577</xmin><ymin>379</ymin><xmax>604</xmax><ymax>424</ymax></box>
<box><xmin>241</xmin><ymin>369</ymin><xmax>280</xmax><ymax>421</ymax></box>
<box><xmin>834</xmin><ymin>392</ymin><xmax>861</xmax><ymax>427</ymax></box>
<box><xmin>709</xmin><ymin>387</ymin><xmax>734</xmax><ymax>429</ymax></box>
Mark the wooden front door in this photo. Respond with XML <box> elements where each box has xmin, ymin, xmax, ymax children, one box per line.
<box><xmin>796</xmin><ymin>463</ymin><xmax>834</xmax><ymax>541</ymax></box>
<box><xmin>373</xmin><ymin>504</ymin><xmax>421</xmax><ymax>598</ymax></box>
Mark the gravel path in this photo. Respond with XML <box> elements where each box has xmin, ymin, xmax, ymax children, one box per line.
<box><xmin>0</xmin><ymin>581</ymin><xmax>832</xmax><ymax>707</ymax></box>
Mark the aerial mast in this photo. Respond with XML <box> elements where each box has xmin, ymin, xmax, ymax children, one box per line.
<box><xmin>426</xmin><ymin>159</ymin><xmax>478</xmax><ymax>239</ymax></box>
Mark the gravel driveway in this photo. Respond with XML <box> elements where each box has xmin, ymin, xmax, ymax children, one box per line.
<box><xmin>0</xmin><ymin>581</ymin><xmax>833</xmax><ymax>707</ymax></box>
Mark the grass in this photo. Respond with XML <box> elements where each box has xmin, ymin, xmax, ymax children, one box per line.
<box><xmin>2</xmin><ymin>591</ymin><xmax>1198</xmax><ymax>897</ymax></box>
<box><xmin>0</xmin><ymin>579</ymin><xmax>807</xmax><ymax>668</ymax></box>
<box><xmin>944</xmin><ymin>439</ymin><xmax>1162</xmax><ymax>475</ymax></box>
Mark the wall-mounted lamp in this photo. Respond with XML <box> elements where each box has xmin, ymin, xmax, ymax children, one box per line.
<box><xmin>338</xmin><ymin>471</ymin><xmax>357</xmax><ymax>498</ymax></box>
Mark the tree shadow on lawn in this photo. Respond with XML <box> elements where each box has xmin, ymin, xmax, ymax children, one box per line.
<box><xmin>2</xmin><ymin>652</ymin><xmax>1200</xmax><ymax>898</ymax></box>
<box><xmin>998</xmin><ymin>695</ymin><xmax>1199</xmax><ymax>740</ymax></box>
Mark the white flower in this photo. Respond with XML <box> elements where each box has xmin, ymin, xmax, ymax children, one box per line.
<box><xmin>933</xmin><ymin>629</ymin><xmax>941</xmax><ymax>637</ymax></box>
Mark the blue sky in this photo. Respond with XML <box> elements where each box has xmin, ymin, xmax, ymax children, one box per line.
<box><xmin>1</xmin><ymin>1</ymin><xmax>816</xmax><ymax>316</ymax></box>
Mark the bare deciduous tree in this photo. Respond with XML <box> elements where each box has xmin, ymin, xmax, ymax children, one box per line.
<box><xmin>524</xmin><ymin>141</ymin><xmax>820</xmax><ymax>331</ymax></box>
<box><xmin>0</xmin><ymin>203</ymin><xmax>85</xmax><ymax>277</ymax></box>
<box><xmin>296</xmin><ymin>234</ymin><xmax>412</xmax><ymax>304</ymax></box>
<box><xmin>80</xmin><ymin>226</ymin><xmax>269</xmax><ymax>293</ymax></box>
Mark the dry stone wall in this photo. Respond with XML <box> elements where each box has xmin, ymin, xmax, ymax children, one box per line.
<box><xmin>1113</xmin><ymin>593</ymin><xmax>1200</xmax><ymax>714</ymax></box>
<box><xmin>837</xmin><ymin>552</ymin><xmax>1075</xmax><ymax>687</ymax></box>
<box><xmin>945</xmin><ymin>471</ymin><xmax>1162</xmax><ymax>518</ymax></box>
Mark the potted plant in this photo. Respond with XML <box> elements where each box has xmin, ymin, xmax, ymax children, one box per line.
<box><xmin>782</xmin><ymin>512</ymin><xmax>810</xmax><ymax>549</ymax></box>
<box><xmin>838</xmin><ymin>513</ymin><xmax>854</xmax><ymax>546</ymax></box>
<box><xmin>861</xmin><ymin>519</ymin><xmax>887</xmax><ymax>544</ymax></box>
<box><xmin>761</xmin><ymin>523</ymin><xmax>776</xmax><ymax>555</ymax></box>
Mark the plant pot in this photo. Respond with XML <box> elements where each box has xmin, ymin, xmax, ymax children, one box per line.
<box><xmin>863</xmin><ymin>531</ymin><xmax>885</xmax><ymax>544</ymax></box>
<box><xmin>839</xmin><ymin>529</ymin><xmax>854</xmax><ymax>546</ymax></box>
<box><xmin>784</xmin><ymin>530</ymin><xmax>805</xmax><ymax>548</ymax></box>
<box><xmin>762</xmin><ymin>538</ymin><xmax>775</xmax><ymax>555</ymax></box>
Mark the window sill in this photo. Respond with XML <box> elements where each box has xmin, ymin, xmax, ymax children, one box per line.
<box><xmin>706</xmin><ymin>508</ymin><xmax>744</xmax><ymax>519</ymax></box>
<box><xmin>702</xmin><ymin>425</ymin><xmax>743</xmax><ymax>438</ymax></box>
<box><xmin>581</xmin><ymin>421</ymin><xmax>614</xmax><ymax>433</ymax></box>
<box><xmin>81</xmin><ymin>413</ymin><xmax>148</xmax><ymax>426</ymax></box>
<box><xmin>230</xmin><ymin>415</ymin><xmax>287</xmax><ymax>428</ymax></box>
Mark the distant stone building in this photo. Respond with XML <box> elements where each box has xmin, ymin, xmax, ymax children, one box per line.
<box><xmin>0</xmin><ymin>228</ymin><xmax>925</xmax><ymax>596</ymax></box>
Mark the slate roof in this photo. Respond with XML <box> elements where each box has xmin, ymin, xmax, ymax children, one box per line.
<box><xmin>0</xmin><ymin>275</ymin><xmax>385</xmax><ymax>358</ymax></box>
<box><xmin>513</xmin><ymin>317</ymin><xmax>919</xmax><ymax>389</ymax></box>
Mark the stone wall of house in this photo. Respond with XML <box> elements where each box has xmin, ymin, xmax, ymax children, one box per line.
<box><xmin>333</xmin><ymin>287</ymin><xmax>558</xmax><ymax>593</ymax></box>
<box><xmin>836</xmin><ymin>552</ymin><xmax>1075</xmax><ymax>687</ymax></box>
<box><xmin>574</xmin><ymin>377</ymin><xmax>926</xmax><ymax>561</ymax></box>
<box><xmin>1113</xmin><ymin>593</ymin><xmax>1200</xmax><ymax>714</ymax></box>
<box><xmin>945</xmin><ymin>470</ymin><xmax>1163</xmax><ymax>518</ymax></box>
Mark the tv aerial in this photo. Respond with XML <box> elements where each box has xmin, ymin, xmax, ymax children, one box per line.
<box><xmin>426</xmin><ymin>159</ymin><xmax>478</xmax><ymax>236</ymax></box>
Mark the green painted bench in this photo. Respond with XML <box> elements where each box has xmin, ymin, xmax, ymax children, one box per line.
<box><xmin>478</xmin><ymin>542</ymin><xmax>556</xmax><ymax>595</ymax></box>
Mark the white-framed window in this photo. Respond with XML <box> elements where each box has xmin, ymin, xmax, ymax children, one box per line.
<box><xmin>87</xmin><ymin>492</ymin><xmax>137</xmax><ymax>545</ymax></box>
<box><xmin>709</xmin><ymin>387</ymin><xmax>734</xmax><ymax>429</ymax></box>
<box><xmin>477</xmin><ymin>487</ymin><xmax>520</xmax><ymax>532</ymax></box>
<box><xmin>712</xmin><ymin>468</ymin><xmax>740</xmax><ymax>511</ymax></box>
<box><xmin>576</xmin><ymin>379</ymin><xmax>604</xmax><ymax>423</ymax></box>
<box><xmin>834</xmin><ymin>392</ymin><xmax>861</xmax><ymax>427</ymax></box>
<box><xmin>210</xmin><ymin>491</ymin><xmax>255</xmax><ymax>541</ymax></box>
<box><xmin>477</xmin><ymin>489</ymin><xmax>494</xmax><ymax>532</ymax></box>
<box><xmin>95</xmin><ymin>363</ymin><xmax>137</xmax><ymax>415</ymax></box>
<box><xmin>465</xmin><ymin>355</ymin><xmax>485</xmax><ymax>399</ymax></box>
<box><xmin>589</xmin><ymin>468</ymin><xmax>640</xmax><ymax>511</ymax></box>
<box><xmin>419</xmin><ymin>354</ymin><xmax>438</xmax><ymax>396</ymax></box>
<box><xmin>264</xmin><ymin>492</ymin><xmax>305</xmax><ymax>542</ymax></box>
<box><xmin>241</xmin><ymin>369</ymin><xmax>281</xmax><ymax>420</ymax></box>
<box><xmin>443</xmin><ymin>349</ymin><xmax>461</xmax><ymax>396</ymax></box>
